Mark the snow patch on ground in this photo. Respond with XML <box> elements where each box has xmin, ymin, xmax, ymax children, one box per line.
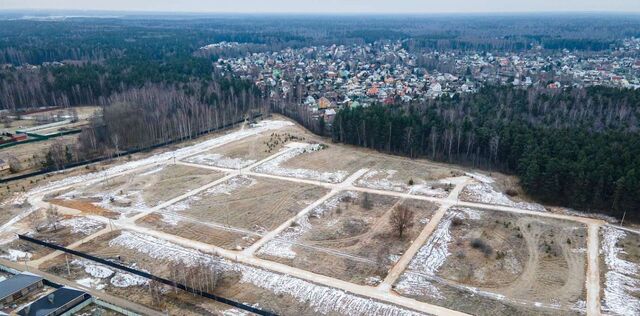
<box><xmin>139</xmin><ymin>165</ymin><xmax>165</xmax><ymax>177</ymax></box>
<box><xmin>0</xmin><ymin>248</ymin><xmax>32</xmax><ymax>261</ymax></box>
<box><xmin>59</xmin><ymin>216</ymin><xmax>105</xmax><ymax>235</ymax></box>
<box><xmin>205</xmin><ymin>176</ymin><xmax>255</xmax><ymax>196</ymax></box>
<box><xmin>357</xmin><ymin>170</ymin><xmax>406</xmax><ymax>192</ymax></box>
<box><xmin>76</xmin><ymin>277</ymin><xmax>106</xmax><ymax>290</ymax></box>
<box><xmin>160</xmin><ymin>176</ymin><xmax>254</xmax><ymax>225</ymax></box>
<box><xmin>254</xmin><ymin>144</ymin><xmax>348</xmax><ymax>183</ymax></box>
<box><xmin>184</xmin><ymin>153</ymin><xmax>256</xmax><ymax>169</ymax></box>
<box><xmin>356</xmin><ymin>170</ymin><xmax>447</xmax><ymax>198</ymax></box>
<box><xmin>257</xmin><ymin>191</ymin><xmax>358</xmax><ymax>259</ymax></box>
<box><xmin>110</xmin><ymin>272</ymin><xmax>149</xmax><ymax>288</ymax></box>
<box><xmin>601</xmin><ymin>226</ymin><xmax>640</xmax><ymax>315</ymax></box>
<box><xmin>72</xmin><ymin>259</ymin><xmax>115</xmax><ymax>279</ymax></box>
<box><xmin>111</xmin><ymin>231</ymin><xmax>423</xmax><ymax>316</ymax></box>
<box><xmin>462</xmin><ymin>183</ymin><xmax>546</xmax><ymax>212</ymax></box>
<box><xmin>396</xmin><ymin>208</ymin><xmax>480</xmax><ymax>299</ymax></box>
<box><xmin>465</xmin><ymin>172</ymin><xmax>495</xmax><ymax>184</ymax></box>
<box><xmin>24</xmin><ymin>120</ymin><xmax>292</xmax><ymax>198</ymax></box>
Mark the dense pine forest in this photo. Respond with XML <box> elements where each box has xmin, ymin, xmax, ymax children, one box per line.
<box><xmin>332</xmin><ymin>86</ymin><xmax>640</xmax><ymax>219</ymax></box>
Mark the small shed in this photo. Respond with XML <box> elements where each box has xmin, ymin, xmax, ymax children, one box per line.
<box><xmin>0</xmin><ymin>272</ymin><xmax>44</xmax><ymax>306</ymax></box>
<box><xmin>18</xmin><ymin>287</ymin><xmax>90</xmax><ymax>316</ymax></box>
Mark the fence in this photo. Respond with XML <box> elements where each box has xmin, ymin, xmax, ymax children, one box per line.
<box><xmin>18</xmin><ymin>234</ymin><xmax>276</xmax><ymax>316</ymax></box>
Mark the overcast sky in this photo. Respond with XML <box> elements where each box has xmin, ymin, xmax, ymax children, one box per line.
<box><xmin>1</xmin><ymin>0</ymin><xmax>639</xmax><ymax>14</ymax></box>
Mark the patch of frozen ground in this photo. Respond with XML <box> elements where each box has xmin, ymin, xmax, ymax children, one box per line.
<box><xmin>139</xmin><ymin>165</ymin><xmax>165</xmax><ymax>177</ymax></box>
<box><xmin>396</xmin><ymin>208</ymin><xmax>481</xmax><ymax>299</ymax></box>
<box><xmin>111</xmin><ymin>272</ymin><xmax>149</xmax><ymax>288</ymax></box>
<box><xmin>465</xmin><ymin>172</ymin><xmax>495</xmax><ymax>184</ymax></box>
<box><xmin>76</xmin><ymin>277</ymin><xmax>106</xmax><ymax>290</ymax></box>
<box><xmin>72</xmin><ymin>259</ymin><xmax>115</xmax><ymax>279</ymax></box>
<box><xmin>1</xmin><ymin>121</ymin><xmax>291</xmax><ymax>237</ymax></box>
<box><xmin>257</xmin><ymin>191</ymin><xmax>358</xmax><ymax>259</ymax></box>
<box><xmin>160</xmin><ymin>176</ymin><xmax>255</xmax><ymax>225</ymax></box>
<box><xmin>357</xmin><ymin>170</ymin><xmax>406</xmax><ymax>192</ymax></box>
<box><xmin>59</xmin><ymin>216</ymin><xmax>104</xmax><ymax>235</ymax></box>
<box><xmin>356</xmin><ymin>170</ymin><xmax>447</xmax><ymax>198</ymax></box>
<box><xmin>0</xmin><ymin>248</ymin><xmax>32</xmax><ymax>261</ymax></box>
<box><xmin>72</xmin><ymin>258</ymin><xmax>148</xmax><ymax>289</ymax></box>
<box><xmin>462</xmin><ymin>183</ymin><xmax>546</xmax><ymax>212</ymax></box>
<box><xmin>601</xmin><ymin>226</ymin><xmax>640</xmax><ymax>315</ymax></box>
<box><xmin>112</xmin><ymin>231</ymin><xmax>424</xmax><ymax>316</ymax></box>
<box><xmin>184</xmin><ymin>153</ymin><xmax>256</xmax><ymax>169</ymax></box>
<box><xmin>254</xmin><ymin>144</ymin><xmax>348</xmax><ymax>183</ymax></box>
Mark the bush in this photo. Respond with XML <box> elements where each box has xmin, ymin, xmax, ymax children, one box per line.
<box><xmin>470</xmin><ymin>238</ymin><xmax>493</xmax><ymax>257</ymax></box>
<box><xmin>505</xmin><ymin>188</ymin><xmax>518</xmax><ymax>196</ymax></box>
<box><xmin>451</xmin><ymin>217</ymin><xmax>464</xmax><ymax>227</ymax></box>
<box><xmin>408</xmin><ymin>178</ymin><xmax>414</xmax><ymax>186</ymax></box>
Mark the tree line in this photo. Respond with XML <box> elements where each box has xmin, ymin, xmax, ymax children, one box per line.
<box><xmin>331</xmin><ymin>86</ymin><xmax>640</xmax><ymax>220</ymax></box>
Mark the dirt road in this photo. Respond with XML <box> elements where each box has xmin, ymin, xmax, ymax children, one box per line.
<box><xmin>4</xmin><ymin>120</ymin><xmax>609</xmax><ymax>316</ymax></box>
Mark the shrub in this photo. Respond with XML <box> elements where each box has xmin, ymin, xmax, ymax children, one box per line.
<box><xmin>451</xmin><ymin>217</ymin><xmax>464</xmax><ymax>227</ymax></box>
<box><xmin>470</xmin><ymin>238</ymin><xmax>493</xmax><ymax>257</ymax></box>
<box><xmin>505</xmin><ymin>188</ymin><xmax>518</xmax><ymax>196</ymax></box>
<box><xmin>408</xmin><ymin>178</ymin><xmax>414</xmax><ymax>186</ymax></box>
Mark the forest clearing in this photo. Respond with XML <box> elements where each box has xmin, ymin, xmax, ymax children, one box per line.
<box><xmin>0</xmin><ymin>117</ymin><xmax>633</xmax><ymax>316</ymax></box>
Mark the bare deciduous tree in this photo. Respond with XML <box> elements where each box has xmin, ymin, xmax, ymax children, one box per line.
<box><xmin>46</xmin><ymin>205</ymin><xmax>61</xmax><ymax>231</ymax></box>
<box><xmin>389</xmin><ymin>205</ymin><xmax>414</xmax><ymax>239</ymax></box>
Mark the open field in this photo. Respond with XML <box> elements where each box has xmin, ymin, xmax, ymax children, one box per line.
<box><xmin>183</xmin><ymin>125</ymin><xmax>313</xmax><ymax>169</ymax></box>
<box><xmin>171</xmin><ymin>175</ymin><xmax>328</xmax><ymax>232</ymax></box>
<box><xmin>257</xmin><ymin>191</ymin><xmax>439</xmax><ymax>285</ymax></box>
<box><xmin>46</xmin><ymin>164</ymin><xmax>224</xmax><ymax>216</ymax></box>
<box><xmin>136</xmin><ymin>213</ymin><xmax>260</xmax><ymax>250</ymax></box>
<box><xmin>355</xmin><ymin>159</ymin><xmax>463</xmax><ymax>198</ymax></box>
<box><xmin>0</xmin><ymin>118</ymin><xmax>623</xmax><ymax>316</ymax></box>
<box><xmin>394</xmin><ymin>206</ymin><xmax>588</xmax><ymax>315</ymax></box>
<box><xmin>0</xmin><ymin>134</ymin><xmax>78</xmax><ymax>173</ymax></box>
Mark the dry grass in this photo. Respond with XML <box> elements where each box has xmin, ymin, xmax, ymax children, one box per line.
<box><xmin>179</xmin><ymin>176</ymin><xmax>328</xmax><ymax>232</ymax></box>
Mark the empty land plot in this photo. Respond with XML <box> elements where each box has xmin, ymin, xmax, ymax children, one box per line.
<box><xmin>459</xmin><ymin>181</ymin><xmax>546</xmax><ymax>212</ymax></box>
<box><xmin>48</xmin><ymin>164</ymin><xmax>224</xmax><ymax>216</ymax></box>
<box><xmin>254</xmin><ymin>143</ymin><xmax>379</xmax><ymax>183</ymax></box>
<box><xmin>183</xmin><ymin>125</ymin><xmax>312</xmax><ymax>169</ymax></box>
<box><xmin>167</xmin><ymin>175</ymin><xmax>327</xmax><ymax>233</ymax></box>
<box><xmin>257</xmin><ymin>191</ymin><xmax>438</xmax><ymax>285</ymax></box>
<box><xmin>39</xmin><ymin>231</ymin><xmax>235</xmax><ymax>316</ymax></box>
<box><xmin>0</xmin><ymin>134</ymin><xmax>78</xmax><ymax>172</ymax></box>
<box><xmin>395</xmin><ymin>207</ymin><xmax>587</xmax><ymax>315</ymax></box>
<box><xmin>355</xmin><ymin>157</ymin><xmax>463</xmax><ymax>197</ymax></box>
<box><xmin>600</xmin><ymin>226</ymin><xmax>640</xmax><ymax>315</ymax></box>
<box><xmin>43</xmin><ymin>229</ymin><xmax>423</xmax><ymax>316</ymax></box>
<box><xmin>135</xmin><ymin>213</ymin><xmax>260</xmax><ymax>250</ymax></box>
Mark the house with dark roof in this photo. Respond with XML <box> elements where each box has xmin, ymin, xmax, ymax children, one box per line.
<box><xmin>0</xmin><ymin>272</ymin><xmax>44</xmax><ymax>307</ymax></box>
<box><xmin>18</xmin><ymin>287</ymin><xmax>90</xmax><ymax>316</ymax></box>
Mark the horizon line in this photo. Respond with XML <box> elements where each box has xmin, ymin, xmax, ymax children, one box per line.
<box><xmin>1</xmin><ymin>8</ymin><xmax>640</xmax><ymax>16</ymax></box>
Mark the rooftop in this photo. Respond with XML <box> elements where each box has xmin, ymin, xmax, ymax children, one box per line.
<box><xmin>0</xmin><ymin>273</ymin><xmax>43</xmax><ymax>301</ymax></box>
<box><xmin>18</xmin><ymin>287</ymin><xmax>89</xmax><ymax>316</ymax></box>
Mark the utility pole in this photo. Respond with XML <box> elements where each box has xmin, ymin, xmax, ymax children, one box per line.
<box><xmin>65</xmin><ymin>254</ymin><xmax>71</xmax><ymax>276</ymax></box>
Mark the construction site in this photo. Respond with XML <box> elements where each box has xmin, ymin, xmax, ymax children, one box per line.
<box><xmin>0</xmin><ymin>117</ymin><xmax>637</xmax><ymax>316</ymax></box>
